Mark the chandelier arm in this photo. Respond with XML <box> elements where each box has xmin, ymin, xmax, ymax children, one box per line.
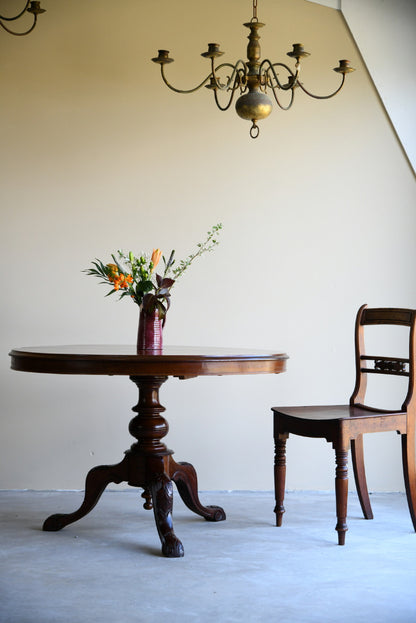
<box><xmin>211</xmin><ymin>59</ymin><xmax>247</xmax><ymax>91</ymax></box>
<box><xmin>0</xmin><ymin>14</ymin><xmax>37</xmax><ymax>36</ymax></box>
<box><xmin>159</xmin><ymin>64</ymin><xmax>214</xmax><ymax>94</ymax></box>
<box><xmin>269</xmin><ymin>84</ymin><xmax>295</xmax><ymax>110</ymax></box>
<box><xmin>260</xmin><ymin>60</ymin><xmax>298</xmax><ymax>91</ymax></box>
<box><xmin>213</xmin><ymin>77</ymin><xmax>241</xmax><ymax>111</ymax></box>
<box><xmin>0</xmin><ymin>1</ymin><xmax>30</xmax><ymax>21</ymax></box>
<box><xmin>297</xmin><ymin>73</ymin><xmax>346</xmax><ymax>99</ymax></box>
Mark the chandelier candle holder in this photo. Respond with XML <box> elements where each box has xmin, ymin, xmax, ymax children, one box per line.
<box><xmin>152</xmin><ymin>0</ymin><xmax>354</xmax><ymax>138</ymax></box>
<box><xmin>0</xmin><ymin>1</ymin><xmax>45</xmax><ymax>36</ymax></box>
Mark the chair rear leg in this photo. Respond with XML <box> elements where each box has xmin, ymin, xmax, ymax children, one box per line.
<box><xmin>335</xmin><ymin>447</ymin><xmax>349</xmax><ymax>545</ymax></box>
<box><xmin>401</xmin><ymin>424</ymin><xmax>416</xmax><ymax>531</ymax></box>
<box><xmin>351</xmin><ymin>434</ymin><xmax>373</xmax><ymax>520</ymax></box>
<box><xmin>274</xmin><ymin>433</ymin><xmax>288</xmax><ymax>527</ymax></box>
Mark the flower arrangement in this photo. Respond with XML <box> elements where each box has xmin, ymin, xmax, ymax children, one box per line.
<box><xmin>84</xmin><ymin>223</ymin><xmax>222</xmax><ymax>320</ymax></box>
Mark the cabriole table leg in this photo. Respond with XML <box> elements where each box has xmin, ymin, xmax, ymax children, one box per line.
<box><xmin>169</xmin><ymin>459</ymin><xmax>226</xmax><ymax>522</ymax></box>
<box><xmin>43</xmin><ymin>456</ymin><xmax>129</xmax><ymax>532</ymax></box>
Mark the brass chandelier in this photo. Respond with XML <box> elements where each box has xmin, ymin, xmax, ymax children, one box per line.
<box><xmin>0</xmin><ymin>1</ymin><xmax>45</xmax><ymax>36</ymax></box>
<box><xmin>152</xmin><ymin>0</ymin><xmax>355</xmax><ymax>138</ymax></box>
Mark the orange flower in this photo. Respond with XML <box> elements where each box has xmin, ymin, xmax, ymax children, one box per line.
<box><xmin>106</xmin><ymin>263</ymin><xmax>119</xmax><ymax>282</ymax></box>
<box><xmin>114</xmin><ymin>273</ymin><xmax>132</xmax><ymax>290</ymax></box>
<box><xmin>150</xmin><ymin>248</ymin><xmax>162</xmax><ymax>272</ymax></box>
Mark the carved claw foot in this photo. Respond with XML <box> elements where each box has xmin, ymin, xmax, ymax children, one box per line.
<box><xmin>43</xmin><ymin>514</ymin><xmax>68</xmax><ymax>532</ymax></box>
<box><xmin>162</xmin><ymin>534</ymin><xmax>185</xmax><ymax>558</ymax></box>
<box><xmin>204</xmin><ymin>505</ymin><xmax>226</xmax><ymax>522</ymax></box>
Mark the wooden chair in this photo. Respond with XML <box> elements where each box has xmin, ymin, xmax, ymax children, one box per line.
<box><xmin>272</xmin><ymin>305</ymin><xmax>416</xmax><ymax>545</ymax></box>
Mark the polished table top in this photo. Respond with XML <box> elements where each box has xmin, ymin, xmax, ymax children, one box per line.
<box><xmin>10</xmin><ymin>345</ymin><xmax>288</xmax><ymax>378</ymax></box>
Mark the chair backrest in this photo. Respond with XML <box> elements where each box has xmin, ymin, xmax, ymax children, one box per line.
<box><xmin>350</xmin><ymin>304</ymin><xmax>416</xmax><ymax>412</ymax></box>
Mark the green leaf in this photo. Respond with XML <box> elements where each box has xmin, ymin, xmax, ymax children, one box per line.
<box><xmin>136</xmin><ymin>280</ymin><xmax>154</xmax><ymax>294</ymax></box>
<box><xmin>111</xmin><ymin>254</ymin><xmax>125</xmax><ymax>275</ymax></box>
<box><xmin>105</xmin><ymin>288</ymin><xmax>117</xmax><ymax>297</ymax></box>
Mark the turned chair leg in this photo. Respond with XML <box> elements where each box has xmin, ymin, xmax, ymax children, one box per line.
<box><xmin>334</xmin><ymin>447</ymin><xmax>349</xmax><ymax>545</ymax></box>
<box><xmin>351</xmin><ymin>434</ymin><xmax>373</xmax><ymax>520</ymax></box>
<box><xmin>274</xmin><ymin>433</ymin><xmax>288</xmax><ymax>527</ymax></box>
<box><xmin>401</xmin><ymin>425</ymin><xmax>416</xmax><ymax>531</ymax></box>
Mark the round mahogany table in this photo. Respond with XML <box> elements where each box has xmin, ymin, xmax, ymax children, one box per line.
<box><xmin>10</xmin><ymin>345</ymin><xmax>287</xmax><ymax>557</ymax></box>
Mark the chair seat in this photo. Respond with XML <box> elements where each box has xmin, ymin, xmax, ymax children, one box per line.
<box><xmin>272</xmin><ymin>404</ymin><xmax>405</xmax><ymax>421</ymax></box>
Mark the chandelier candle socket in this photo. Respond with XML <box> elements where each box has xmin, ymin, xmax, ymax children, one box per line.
<box><xmin>84</xmin><ymin>224</ymin><xmax>222</xmax><ymax>350</ymax></box>
<box><xmin>152</xmin><ymin>0</ymin><xmax>355</xmax><ymax>138</ymax></box>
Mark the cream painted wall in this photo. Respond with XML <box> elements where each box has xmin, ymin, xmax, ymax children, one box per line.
<box><xmin>1</xmin><ymin>0</ymin><xmax>415</xmax><ymax>492</ymax></box>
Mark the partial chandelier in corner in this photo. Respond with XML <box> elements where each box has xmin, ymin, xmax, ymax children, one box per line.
<box><xmin>152</xmin><ymin>0</ymin><xmax>354</xmax><ymax>138</ymax></box>
<box><xmin>0</xmin><ymin>1</ymin><xmax>45</xmax><ymax>36</ymax></box>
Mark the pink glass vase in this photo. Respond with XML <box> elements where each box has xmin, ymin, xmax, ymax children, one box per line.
<box><xmin>137</xmin><ymin>307</ymin><xmax>163</xmax><ymax>351</ymax></box>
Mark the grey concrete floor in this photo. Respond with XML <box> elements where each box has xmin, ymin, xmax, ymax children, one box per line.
<box><xmin>0</xmin><ymin>490</ymin><xmax>415</xmax><ymax>623</ymax></box>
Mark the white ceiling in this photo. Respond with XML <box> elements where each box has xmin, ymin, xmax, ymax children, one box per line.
<box><xmin>306</xmin><ymin>0</ymin><xmax>415</xmax><ymax>174</ymax></box>
<box><xmin>305</xmin><ymin>0</ymin><xmax>341</xmax><ymax>8</ymax></box>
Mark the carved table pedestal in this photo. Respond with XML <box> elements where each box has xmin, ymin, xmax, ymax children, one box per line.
<box><xmin>10</xmin><ymin>345</ymin><xmax>287</xmax><ymax>557</ymax></box>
